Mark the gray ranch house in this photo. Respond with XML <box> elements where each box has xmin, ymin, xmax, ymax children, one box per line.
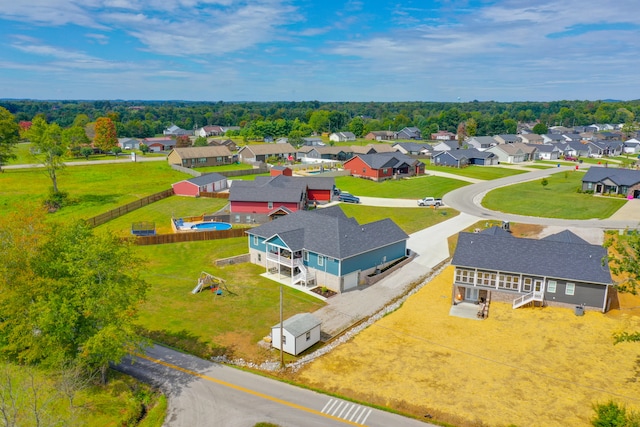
<box><xmin>451</xmin><ymin>228</ymin><xmax>613</xmax><ymax>314</ymax></box>
<box><xmin>432</xmin><ymin>148</ymin><xmax>498</xmax><ymax>167</ymax></box>
<box><xmin>246</xmin><ymin>206</ymin><xmax>409</xmax><ymax>293</ymax></box>
<box><xmin>582</xmin><ymin>166</ymin><xmax>640</xmax><ymax>198</ymax></box>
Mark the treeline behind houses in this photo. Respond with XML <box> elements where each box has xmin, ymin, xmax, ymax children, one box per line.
<box><xmin>1</xmin><ymin>99</ymin><xmax>639</xmax><ymax>139</ymax></box>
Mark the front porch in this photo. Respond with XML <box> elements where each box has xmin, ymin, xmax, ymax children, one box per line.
<box><xmin>260</xmin><ymin>271</ymin><xmax>325</xmax><ymax>300</ymax></box>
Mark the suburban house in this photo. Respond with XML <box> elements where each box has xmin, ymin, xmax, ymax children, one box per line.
<box><xmin>228</xmin><ymin>175</ymin><xmax>335</xmax><ymax>217</ymax></box>
<box><xmin>623</xmin><ymin>140</ymin><xmax>640</xmax><ymax>154</ymax></box>
<box><xmin>351</xmin><ymin>143</ymin><xmax>397</xmax><ymax>155</ymax></box>
<box><xmin>208</xmin><ymin>138</ymin><xmax>238</xmax><ymax>152</ymax></box>
<box><xmin>167</xmin><ymin>146</ymin><xmax>234</xmax><ymax>168</ymax></box>
<box><xmin>432</xmin><ymin>148</ymin><xmax>498</xmax><ymax>167</ymax></box>
<box><xmin>329</xmin><ymin>131</ymin><xmax>356</xmax><ymax>142</ymax></box>
<box><xmin>246</xmin><ymin>206</ymin><xmax>409</xmax><ymax>292</ymax></box>
<box><xmin>581</xmin><ymin>166</ymin><xmax>640</xmax><ymax>198</ymax></box>
<box><xmin>395</xmin><ymin>127</ymin><xmax>422</xmax><ymax>140</ymax></box>
<box><xmin>271</xmin><ymin>313</ymin><xmax>321</xmax><ymax>356</ymax></box>
<box><xmin>343</xmin><ymin>152</ymin><xmax>425</xmax><ymax>181</ymax></box>
<box><xmin>297</xmin><ymin>146</ymin><xmax>352</xmax><ymax>162</ymax></box>
<box><xmin>541</xmin><ymin>133</ymin><xmax>566</xmax><ymax>144</ymax></box>
<box><xmin>302</xmin><ymin>137</ymin><xmax>325</xmax><ymax>146</ymax></box>
<box><xmin>465</xmin><ymin>136</ymin><xmax>499</xmax><ymax>151</ymax></box>
<box><xmin>430</xmin><ymin>131</ymin><xmax>456</xmax><ymax>140</ymax></box>
<box><xmin>163</xmin><ymin>125</ymin><xmax>192</xmax><ymax>137</ymax></box>
<box><xmin>144</xmin><ymin>137</ymin><xmax>176</xmax><ymax>152</ymax></box>
<box><xmin>432</xmin><ymin>140</ymin><xmax>460</xmax><ymax>152</ymax></box>
<box><xmin>194</xmin><ymin>125</ymin><xmax>239</xmax><ymax>137</ymax></box>
<box><xmin>451</xmin><ymin>227</ymin><xmax>613</xmax><ymax>313</ymax></box>
<box><xmin>118</xmin><ymin>138</ymin><xmax>140</xmax><ymax>150</ymax></box>
<box><xmin>518</xmin><ymin>133</ymin><xmax>544</xmax><ymax>145</ymax></box>
<box><xmin>493</xmin><ymin>134</ymin><xmax>520</xmax><ymax>145</ymax></box>
<box><xmin>559</xmin><ymin>141</ymin><xmax>592</xmax><ymax>158</ymax></box>
<box><xmin>365</xmin><ymin>131</ymin><xmax>395</xmax><ymax>141</ymax></box>
<box><xmin>588</xmin><ymin>140</ymin><xmax>624</xmax><ymax>157</ymax></box>
<box><xmin>527</xmin><ymin>143</ymin><xmax>562</xmax><ymax>160</ymax></box>
<box><xmin>486</xmin><ymin>142</ymin><xmax>532</xmax><ymax>164</ymax></box>
<box><xmin>172</xmin><ymin>173</ymin><xmax>228</xmax><ymax>197</ymax></box>
<box><xmin>392</xmin><ymin>142</ymin><xmax>434</xmax><ymax>156</ymax></box>
<box><xmin>237</xmin><ymin>143</ymin><xmax>297</xmax><ymax>163</ymax></box>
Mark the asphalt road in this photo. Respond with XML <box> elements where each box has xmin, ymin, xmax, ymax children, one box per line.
<box><xmin>116</xmin><ymin>344</ymin><xmax>435</xmax><ymax>427</ymax></box>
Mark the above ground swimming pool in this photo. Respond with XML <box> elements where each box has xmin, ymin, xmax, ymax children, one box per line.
<box><xmin>190</xmin><ymin>221</ymin><xmax>232</xmax><ymax>231</ymax></box>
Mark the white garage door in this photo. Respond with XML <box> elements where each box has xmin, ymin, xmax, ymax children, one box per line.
<box><xmin>343</xmin><ymin>271</ymin><xmax>359</xmax><ymax>291</ymax></box>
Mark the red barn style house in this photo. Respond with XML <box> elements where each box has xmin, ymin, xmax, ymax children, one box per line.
<box><xmin>228</xmin><ymin>175</ymin><xmax>335</xmax><ymax>216</ymax></box>
<box><xmin>343</xmin><ymin>152</ymin><xmax>425</xmax><ymax>181</ymax></box>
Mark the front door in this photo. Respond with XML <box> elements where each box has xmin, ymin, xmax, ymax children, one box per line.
<box><xmin>465</xmin><ymin>287</ymin><xmax>479</xmax><ymax>302</ymax></box>
<box><xmin>534</xmin><ymin>279</ymin><xmax>545</xmax><ymax>294</ymax></box>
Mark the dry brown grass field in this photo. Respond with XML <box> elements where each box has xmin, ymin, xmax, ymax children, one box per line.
<box><xmin>295</xmin><ymin>266</ymin><xmax>640</xmax><ymax>427</ymax></box>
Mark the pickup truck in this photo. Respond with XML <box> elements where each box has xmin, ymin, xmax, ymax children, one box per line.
<box><xmin>417</xmin><ymin>197</ymin><xmax>443</xmax><ymax>207</ymax></box>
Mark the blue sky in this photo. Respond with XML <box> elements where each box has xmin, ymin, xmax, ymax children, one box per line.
<box><xmin>0</xmin><ymin>0</ymin><xmax>639</xmax><ymax>102</ymax></box>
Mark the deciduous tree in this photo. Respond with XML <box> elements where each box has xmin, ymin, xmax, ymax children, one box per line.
<box><xmin>0</xmin><ymin>107</ymin><xmax>20</xmax><ymax>172</ymax></box>
<box><xmin>28</xmin><ymin>117</ymin><xmax>66</xmax><ymax>194</ymax></box>
<box><xmin>93</xmin><ymin>117</ymin><xmax>118</xmax><ymax>153</ymax></box>
<box><xmin>61</xmin><ymin>126</ymin><xmax>90</xmax><ymax>157</ymax></box>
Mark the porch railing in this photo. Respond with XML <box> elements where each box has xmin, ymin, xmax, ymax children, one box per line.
<box><xmin>266</xmin><ymin>252</ymin><xmax>303</xmax><ymax>267</ymax></box>
<box><xmin>513</xmin><ymin>291</ymin><xmax>544</xmax><ymax>309</ymax></box>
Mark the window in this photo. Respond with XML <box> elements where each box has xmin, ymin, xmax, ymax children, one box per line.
<box><xmin>282</xmin><ymin>335</ymin><xmax>286</xmax><ymax>345</ymax></box>
<box><xmin>362</xmin><ymin>168</ymin><xmax>366</xmax><ymax>173</ymax></box>
<box><xmin>498</xmin><ymin>273</ymin><xmax>520</xmax><ymax>290</ymax></box>
<box><xmin>477</xmin><ymin>271</ymin><xmax>496</xmax><ymax>287</ymax></box>
<box><xmin>198</xmin><ymin>157</ymin><xmax>207</xmax><ymax>163</ymax></box>
<box><xmin>306</xmin><ymin>331</ymin><xmax>311</xmax><ymax>341</ymax></box>
<box><xmin>253</xmin><ymin>235</ymin><xmax>259</xmax><ymax>246</ymax></box>
<box><xmin>268</xmin><ymin>201</ymin><xmax>273</xmax><ymax>209</ymax></box>
<box><xmin>587</xmin><ymin>182</ymin><xmax>593</xmax><ymax>190</ymax></box>
<box><xmin>547</xmin><ymin>280</ymin><xmax>557</xmax><ymax>293</ymax></box>
<box><xmin>235</xmin><ymin>214</ymin><xmax>240</xmax><ymax>223</ymax></box>
<box><xmin>303</xmin><ymin>251</ymin><xmax>309</xmax><ymax>262</ymax></box>
<box><xmin>257</xmin><ymin>254</ymin><xmax>261</xmax><ymax>262</ymax></box>
<box><xmin>565</xmin><ymin>283</ymin><xmax>575</xmax><ymax>296</ymax></box>
<box><xmin>523</xmin><ymin>277</ymin><xmax>533</xmax><ymax>292</ymax></box>
<box><xmin>318</xmin><ymin>255</ymin><xmax>324</xmax><ymax>266</ymax></box>
<box><xmin>455</xmin><ymin>268</ymin><xmax>474</xmax><ymax>284</ymax></box>
<box><xmin>246</xmin><ymin>215</ymin><xmax>251</xmax><ymax>223</ymax></box>
<box><xmin>383</xmin><ymin>168</ymin><xmax>389</xmax><ymax>174</ymax></box>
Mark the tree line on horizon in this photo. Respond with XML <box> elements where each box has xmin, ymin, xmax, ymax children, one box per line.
<box><xmin>1</xmin><ymin>99</ymin><xmax>639</xmax><ymax>140</ymax></box>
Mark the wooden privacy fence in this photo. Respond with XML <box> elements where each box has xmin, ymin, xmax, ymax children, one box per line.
<box><xmin>199</xmin><ymin>192</ymin><xmax>229</xmax><ymax>199</ymax></box>
<box><xmin>135</xmin><ymin>227</ymin><xmax>247</xmax><ymax>245</ymax></box>
<box><xmin>85</xmin><ymin>188</ymin><xmax>174</xmax><ymax>227</ymax></box>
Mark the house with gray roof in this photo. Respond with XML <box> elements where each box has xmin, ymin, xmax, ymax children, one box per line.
<box><xmin>343</xmin><ymin>152</ymin><xmax>424</xmax><ymax>181</ymax></box>
<box><xmin>297</xmin><ymin>145</ymin><xmax>352</xmax><ymax>162</ymax></box>
<box><xmin>237</xmin><ymin>143</ymin><xmax>297</xmax><ymax>163</ymax></box>
<box><xmin>465</xmin><ymin>136</ymin><xmax>498</xmax><ymax>151</ymax></box>
<box><xmin>172</xmin><ymin>173</ymin><xmax>228</xmax><ymax>197</ymax></box>
<box><xmin>493</xmin><ymin>134</ymin><xmax>519</xmax><ymax>145</ymax></box>
<box><xmin>432</xmin><ymin>148</ymin><xmax>498</xmax><ymax>167</ymax></box>
<box><xmin>246</xmin><ymin>206</ymin><xmax>409</xmax><ymax>292</ymax></box>
<box><xmin>486</xmin><ymin>142</ymin><xmax>532</xmax><ymax>163</ymax></box>
<box><xmin>329</xmin><ymin>131</ymin><xmax>356</xmax><ymax>142</ymax></box>
<box><xmin>527</xmin><ymin>143</ymin><xmax>562</xmax><ymax>160</ymax></box>
<box><xmin>451</xmin><ymin>228</ymin><xmax>613</xmax><ymax>313</ymax></box>
<box><xmin>395</xmin><ymin>127</ymin><xmax>422</xmax><ymax>140</ymax></box>
<box><xmin>582</xmin><ymin>166</ymin><xmax>640</xmax><ymax>198</ymax></box>
<box><xmin>392</xmin><ymin>142</ymin><xmax>434</xmax><ymax>156</ymax></box>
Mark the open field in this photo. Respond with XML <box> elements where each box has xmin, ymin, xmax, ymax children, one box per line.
<box><xmin>0</xmin><ymin>162</ymin><xmax>188</xmax><ymax>220</ymax></box>
<box><xmin>483</xmin><ymin>170</ymin><xmax>626</xmax><ymax>219</ymax></box>
<box><xmin>134</xmin><ymin>238</ymin><xmax>326</xmax><ymax>362</ymax></box>
<box><xmin>335</xmin><ymin>174</ymin><xmax>469</xmax><ymax>199</ymax></box>
<box><xmin>422</xmin><ymin>164</ymin><xmax>528</xmax><ymax>180</ymax></box>
<box><xmin>295</xmin><ymin>265</ymin><xmax>640</xmax><ymax>427</ymax></box>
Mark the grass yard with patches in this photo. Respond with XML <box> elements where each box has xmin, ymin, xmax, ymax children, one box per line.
<box><xmin>134</xmin><ymin>238</ymin><xmax>325</xmax><ymax>361</ymax></box>
<box><xmin>296</xmin><ymin>266</ymin><xmax>640</xmax><ymax>427</ymax></box>
<box><xmin>335</xmin><ymin>174</ymin><xmax>469</xmax><ymax>199</ymax></box>
<box><xmin>422</xmin><ymin>164</ymin><xmax>528</xmax><ymax>180</ymax></box>
<box><xmin>0</xmin><ymin>162</ymin><xmax>188</xmax><ymax>220</ymax></box>
<box><xmin>483</xmin><ymin>170</ymin><xmax>626</xmax><ymax>219</ymax></box>
<box><xmin>339</xmin><ymin>204</ymin><xmax>458</xmax><ymax>235</ymax></box>
<box><xmin>95</xmin><ymin>195</ymin><xmax>230</xmax><ymax>235</ymax></box>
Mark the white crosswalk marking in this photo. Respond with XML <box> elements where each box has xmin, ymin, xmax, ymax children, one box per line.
<box><xmin>321</xmin><ymin>398</ymin><xmax>372</xmax><ymax>425</ymax></box>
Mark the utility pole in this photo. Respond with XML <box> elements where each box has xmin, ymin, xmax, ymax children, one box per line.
<box><xmin>280</xmin><ymin>283</ymin><xmax>284</xmax><ymax>369</ymax></box>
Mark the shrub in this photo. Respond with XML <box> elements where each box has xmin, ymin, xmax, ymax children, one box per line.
<box><xmin>591</xmin><ymin>401</ymin><xmax>629</xmax><ymax>427</ymax></box>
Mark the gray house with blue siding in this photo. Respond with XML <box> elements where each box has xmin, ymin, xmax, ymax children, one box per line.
<box><xmin>451</xmin><ymin>228</ymin><xmax>613</xmax><ymax>313</ymax></box>
<box><xmin>246</xmin><ymin>206</ymin><xmax>409</xmax><ymax>293</ymax></box>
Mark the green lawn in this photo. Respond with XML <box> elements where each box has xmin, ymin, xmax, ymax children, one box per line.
<box><xmin>0</xmin><ymin>162</ymin><xmax>189</xmax><ymax>220</ymax></box>
<box><xmin>422</xmin><ymin>164</ymin><xmax>527</xmax><ymax>180</ymax></box>
<box><xmin>483</xmin><ymin>170</ymin><xmax>626</xmax><ymax>219</ymax></box>
<box><xmin>95</xmin><ymin>195</ymin><xmax>230</xmax><ymax>235</ymax></box>
<box><xmin>134</xmin><ymin>238</ymin><xmax>325</xmax><ymax>361</ymax></box>
<box><xmin>335</xmin><ymin>175</ymin><xmax>469</xmax><ymax>199</ymax></box>
<box><xmin>340</xmin><ymin>204</ymin><xmax>458</xmax><ymax>235</ymax></box>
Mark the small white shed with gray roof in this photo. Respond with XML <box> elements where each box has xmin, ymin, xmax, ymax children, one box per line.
<box><xmin>271</xmin><ymin>313</ymin><xmax>321</xmax><ymax>355</ymax></box>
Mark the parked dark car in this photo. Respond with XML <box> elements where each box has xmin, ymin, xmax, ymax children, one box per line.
<box><xmin>338</xmin><ymin>193</ymin><xmax>360</xmax><ymax>203</ymax></box>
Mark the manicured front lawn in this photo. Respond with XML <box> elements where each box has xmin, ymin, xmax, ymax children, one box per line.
<box><xmin>422</xmin><ymin>164</ymin><xmax>527</xmax><ymax>180</ymax></box>
<box><xmin>483</xmin><ymin>170</ymin><xmax>626</xmax><ymax>219</ymax></box>
<box><xmin>335</xmin><ymin>175</ymin><xmax>469</xmax><ymax>199</ymax></box>
<box><xmin>339</xmin><ymin>204</ymin><xmax>458</xmax><ymax>235</ymax></box>
<box><xmin>135</xmin><ymin>238</ymin><xmax>325</xmax><ymax>361</ymax></box>
<box><xmin>0</xmin><ymin>162</ymin><xmax>188</xmax><ymax>220</ymax></box>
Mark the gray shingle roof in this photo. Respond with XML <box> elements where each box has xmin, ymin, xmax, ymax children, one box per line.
<box><xmin>582</xmin><ymin>166</ymin><xmax>640</xmax><ymax>186</ymax></box>
<box><xmin>247</xmin><ymin>205</ymin><xmax>409</xmax><ymax>260</ymax></box>
<box><xmin>172</xmin><ymin>146</ymin><xmax>233</xmax><ymax>159</ymax></box>
<box><xmin>272</xmin><ymin>313</ymin><xmax>321</xmax><ymax>336</ymax></box>
<box><xmin>451</xmin><ymin>230</ymin><xmax>611</xmax><ymax>285</ymax></box>
<box><xmin>187</xmin><ymin>173</ymin><xmax>227</xmax><ymax>186</ymax></box>
<box><xmin>353</xmin><ymin>152</ymin><xmax>417</xmax><ymax>169</ymax></box>
<box><xmin>229</xmin><ymin>175</ymin><xmax>335</xmax><ymax>203</ymax></box>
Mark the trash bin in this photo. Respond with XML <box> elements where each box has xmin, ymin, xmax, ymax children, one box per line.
<box><xmin>575</xmin><ymin>305</ymin><xmax>584</xmax><ymax>316</ymax></box>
